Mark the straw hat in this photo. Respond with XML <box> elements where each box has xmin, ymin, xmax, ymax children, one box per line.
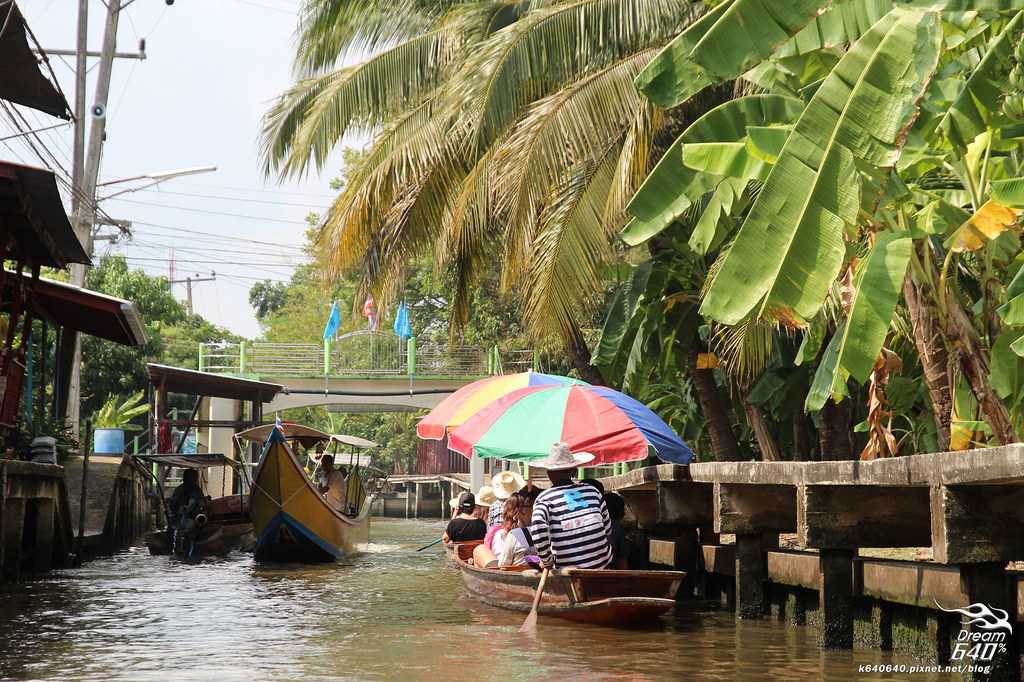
<box><xmin>491</xmin><ymin>470</ymin><xmax>527</xmax><ymax>499</ymax></box>
<box><xmin>529</xmin><ymin>442</ymin><xmax>594</xmax><ymax>470</ymax></box>
<box><xmin>475</xmin><ymin>485</ymin><xmax>497</xmax><ymax>507</ymax></box>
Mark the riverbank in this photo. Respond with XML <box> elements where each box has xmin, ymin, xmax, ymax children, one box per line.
<box><xmin>0</xmin><ymin>519</ymin><xmax>953</xmax><ymax>681</ymax></box>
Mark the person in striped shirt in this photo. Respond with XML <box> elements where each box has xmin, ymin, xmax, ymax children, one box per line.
<box><xmin>528</xmin><ymin>443</ymin><xmax>612</xmax><ymax>569</ymax></box>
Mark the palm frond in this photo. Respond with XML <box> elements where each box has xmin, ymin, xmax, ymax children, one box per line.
<box><xmin>521</xmin><ymin>143</ymin><xmax>620</xmax><ymax>340</ymax></box>
<box><xmin>294</xmin><ymin>0</ymin><xmax>442</xmax><ymax>75</ymax></box>
<box><xmin>492</xmin><ymin>50</ymin><xmax>658</xmax><ymax>284</ymax></box>
<box><xmin>261</xmin><ymin>27</ymin><xmax>466</xmax><ymax>178</ymax></box>
<box><xmin>449</xmin><ymin>0</ymin><xmax>698</xmax><ymax>151</ymax></box>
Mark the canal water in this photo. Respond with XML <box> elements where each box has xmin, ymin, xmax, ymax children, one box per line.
<box><xmin>0</xmin><ymin>519</ymin><xmax>951</xmax><ymax>681</ymax></box>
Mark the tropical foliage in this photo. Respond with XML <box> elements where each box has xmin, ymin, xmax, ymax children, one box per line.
<box><xmin>262</xmin><ymin>0</ymin><xmax>709</xmax><ymax>379</ymax></box>
<box><xmin>92</xmin><ymin>391</ymin><xmax>150</xmax><ymax>431</ymax></box>
<box><xmin>605</xmin><ymin>2</ymin><xmax>1024</xmax><ymax>460</ymax></box>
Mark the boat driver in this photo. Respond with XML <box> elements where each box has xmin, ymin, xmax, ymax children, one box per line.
<box><xmin>319</xmin><ymin>454</ymin><xmax>348</xmax><ymax>513</ymax></box>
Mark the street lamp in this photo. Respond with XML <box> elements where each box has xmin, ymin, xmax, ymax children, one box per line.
<box><xmin>96</xmin><ymin>164</ymin><xmax>217</xmax><ymax>201</ymax></box>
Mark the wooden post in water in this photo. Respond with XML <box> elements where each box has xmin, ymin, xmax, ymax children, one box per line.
<box><xmin>734</xmin><ymin>533</ymin><xmax>769</xmax><ymax>619</ymax></box>
<box><xmin>76</xmin><ymin>421</ymin><xmax>92</xmax><ymax>565</ymax></box>
<box><xmin>0</xmin><ymin>462</ymin><xmax>6</xmax><ymax>576</ymax></box>
<box><xmin>819</xmin><ymin>549</ymin><xmax>855</xmax><ymax>648</ymax></box>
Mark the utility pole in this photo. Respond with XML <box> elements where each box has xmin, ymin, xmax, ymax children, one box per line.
<box><xmin>169</xmin><ymin>273</ymin><xmax>217</xmax><ymax>315</ymax></box>
<box><xmin>66</xmin><ymin>0</ymin><xmax>122</xmax><ymax>435</ymax></box>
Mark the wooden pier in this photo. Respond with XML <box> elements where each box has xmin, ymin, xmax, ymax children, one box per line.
<box><xmin>0</xmin><ymin>460</ymin><xmax>75</xmax><ymax>580</ymax></box>
<box><xmin>601</xmin><ymin>445</ymin><xmax>1024</xmax><ymax>680</ymax></box>
<box><xmin>374</xmin><ymin>474</ymin><xmax>470</xmax><ymax>519</ymax></box>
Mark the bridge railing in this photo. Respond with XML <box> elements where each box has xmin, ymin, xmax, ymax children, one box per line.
<box><xmin>199</xmin><ymin>333</ymin><xmax>522</xmax><ymax>378</ymax></box>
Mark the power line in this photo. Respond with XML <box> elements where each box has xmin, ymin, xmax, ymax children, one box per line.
<box><xmin>107</xmin><ymin>197</ymin><xmax>313</xmax><ymax>224</ymax></box>
<box><xmin>137</xmin><ymin>187</ymin><xmax>332</xmax><ymax>209</ymax></box>
<box><xmin>129</xmin><ymin>238</ymin><xmax>307</xmax><ymax>257</ymax></box>
<box><xmin>116</xmin><ymin>256</ymin><xmax>307</xmax><ymax>268</ymax></box>
<box><xmin>131</xmin><ymin>220</ymin><xmax>309</xmax><ymax>250</ymax></box>
<box><xmin>168</xmin><ymin>179</ymin><xmax>337</xmax><ymax>199</ymax></box>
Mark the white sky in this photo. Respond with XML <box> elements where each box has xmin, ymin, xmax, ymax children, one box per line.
<box><xmin>20</xmin><ymin>0</ymin><xmax>349</xmax><ymax>339</ymax></box>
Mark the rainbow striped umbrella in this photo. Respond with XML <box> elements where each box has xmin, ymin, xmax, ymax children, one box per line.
<box><xmin>447</xmin><ymin>384</ymin><xmax>694</xmax><ymax>465</ymax></box>
<box><xmin>416</xmin><ymin>371</ymin><xmax>586</xmax><ymax>440</ymax></box>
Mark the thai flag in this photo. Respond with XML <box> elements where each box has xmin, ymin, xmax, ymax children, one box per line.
<box><xmin>275</xmin><ymin>414</ymin><xmax>283</xmax><ymax>431</ymax></box>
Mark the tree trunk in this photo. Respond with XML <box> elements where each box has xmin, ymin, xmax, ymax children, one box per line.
<box><xmin>793</xmin><ymin>412</ymin><xmax>814</xmax><ymax>461</ymax></box>
<box><xmin>819</xmin><ymin>398</ymin><xmax>854</xmax><ymax>460</ymax></box>
<box><xmin>902</xmin><ymin>276</ymin><xmax>952</xmax><ymax>450</ymax></box>
<box><xmin>945</xmin><ymin>299</ymin><xmax>1017</xmax><ymax>445</ymax></box>
<box><xmin>688</xmin><ymin>346</ymin><xmax>741</xmax><ymax>461</ymax></box>
<box><xmin>741</xmin><ymin>395</ymin><xmax>781</xmax><ymax>461</ymax></box>
<box><xmin>565</xmin><ymin>324</ymin><xmax>604</xmax><ymax>385</ymax></box>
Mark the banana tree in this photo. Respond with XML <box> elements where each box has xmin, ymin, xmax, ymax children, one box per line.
<box><xmin>625</xmin><ymin>4</ymin><xmax>1024</xmax><ymax>456</ymax></box>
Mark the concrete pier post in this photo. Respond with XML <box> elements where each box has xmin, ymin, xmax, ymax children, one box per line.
<box><xmin>404</xmin><ymin>484</ymin><xmax>411</xmax><ymax>519</ymax></box>
<box><xmin>962</xmin><ymin>562</ymin><xmax>1020</xmax><ymax>682</ymax></box>
<box><xmin>2</xmin><ymin>498</ymin><xmax>25</xmax><ymax>579</ymax></box>
<box><xmin>31</xmin><ymin>499</ymin><xmax>56</xmax><ymax>573</ymax></box>
<box><xmin>413</xmin><ymin>482</ymin><xmax>421</xmax><ymax>519</ymax></box>
<box><xmin>819</xmin><ymin>549</ymin><xmax>855</xmax><ymax>648</ymax></box>
<box><xmin>735</xmin><ymin>533</ymin><xmax>769</xmax><ymax>619</ymax></box>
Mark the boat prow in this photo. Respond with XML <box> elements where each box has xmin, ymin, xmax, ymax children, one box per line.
<box><xmin>250</xmin><ymin>428</ymin><xmax>372</xmax><ymax>562</ymax></box>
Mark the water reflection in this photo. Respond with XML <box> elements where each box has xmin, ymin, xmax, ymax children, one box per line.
<box><xmin>0</xmin><ymin>520</ymin><xmax>952</xmax><ymax>681</ymax></box>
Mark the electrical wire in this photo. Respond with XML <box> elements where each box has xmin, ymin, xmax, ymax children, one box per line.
<box><xmin>138</xmin><ymin>187</ymin><xmax>332</xmax><ymax>209</ymax></box>
<box><xmin>131</xmin><ymin>220</ymin><xmax>309</xmax><ymax>250</ymax></box>
<box><xmin>107</xmin><ymin>197</ymin><xmax>312</xmax><ymax>224</ymax></box>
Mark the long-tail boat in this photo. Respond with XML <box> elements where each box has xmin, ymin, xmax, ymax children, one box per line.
<box><xmin>447</xmin><ymin>542</ymin><xmax>684</xmax><ymax>627</ymax></box>
<box><xmin>243</xmin><ymin>425</ymin><xmax>374</xmax><ymax>562</ymax></box>
<box><xmin>137</xmin><ymin>453</ymin><xmax>254</xmax><ymax>560</ymax></box>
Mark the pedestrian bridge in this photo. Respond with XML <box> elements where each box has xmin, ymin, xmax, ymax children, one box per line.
<box><xmin>198</xmin><ymin>331</ymin><xmax>534</xmax><ymax>412</ymax></box>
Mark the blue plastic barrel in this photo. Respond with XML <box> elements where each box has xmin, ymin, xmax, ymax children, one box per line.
<box><xmin>93</xmin><ymin>428</ymin><xmax>126</xmax><ymax>455</ymax></box>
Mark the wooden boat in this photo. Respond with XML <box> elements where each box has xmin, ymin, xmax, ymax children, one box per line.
<box><xmin>249</xmin><ymin>427</ymin><xmax>372</xmax><ymax>562</ymax></box>
<box><xmin>447</xmin><ymin>542</ymin><xmax>683</xmax><ymax>627</ymax></box>
<box><xmin>137</xmin><ymin>453</ymin><xmax>255</xmax><ymax>559</ymax></box>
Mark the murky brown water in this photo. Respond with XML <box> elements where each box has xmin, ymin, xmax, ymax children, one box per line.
<box><xmin>0</xmin><ymin>519</ymin><xmax>953</xmax><ymax>681</ymax></box>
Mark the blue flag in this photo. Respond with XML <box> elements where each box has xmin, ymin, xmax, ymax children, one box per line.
<box><xmin>323</xmin><ymin>301</ymin><xmax>341</xmax><ymax>340</ymax></box>
<box><xmin>393</xmin><ymin>301</ymin><xmax>413</xmax><ymax>340</ymax></box>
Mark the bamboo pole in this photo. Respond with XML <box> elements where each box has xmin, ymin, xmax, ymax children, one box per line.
<box><xmin>75</xmin><ymin>421</ymin><xmax>92</xmax><ymax>566</ymax></box>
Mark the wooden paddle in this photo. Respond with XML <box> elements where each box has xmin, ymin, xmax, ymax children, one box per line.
<box><xmin>519</xmin><ymin>567</ymin><xmax>550</xmax><ymax>634</ymax></box>
<box><xmin>416</xmin><ymin>538</ymin><xmax>444</xmax><ymax>551</ymax></box>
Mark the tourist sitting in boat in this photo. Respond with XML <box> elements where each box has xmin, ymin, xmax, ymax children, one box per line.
<box><xmin>473</xmin><ymin>492</ymin><xmax>538</xmax><ymax>568</ymax></box>
<box><xmin>318</xmin><ymin>454</ymin><xmax>348</xmax><ymax>513</ymax></box>
<box><xmin>528</xmin><ymin>443</ymin><xmax>612</xmax><ymax>569</ymax></box>
<box><xmin>604</xmin><ymin>491</ymin><xmax>629</xmax><ymax>569</ymax></box>
<box><xmin>474</xmin><ymin>485</ymin><xmax>496</xmax><ymax>521</ymax></box>
<box><xmin>443</xmin><ymin>492</ymin><xmax>487</xmax><ymax>543</ymax></box>
<box><xmin>488</xmin><ymin>470</ymin><xmax>526</xmax><ymax>527</ymax></box>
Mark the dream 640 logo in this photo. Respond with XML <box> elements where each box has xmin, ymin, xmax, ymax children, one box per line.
<box><xmin>936</xmin><ymin>601</ymin><xmax>1014</xmax><ymax>663</ymax></box>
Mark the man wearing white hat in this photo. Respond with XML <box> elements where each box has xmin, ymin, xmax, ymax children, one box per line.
<box><xmin>488</xmin><ymin>470</ymin><xmax>527</xmax><ymax>527</ymax></box>
<box><xmin>528</xmin><ymin>443</ymin><xmax>612</xmax><ymax>569</ymax></box>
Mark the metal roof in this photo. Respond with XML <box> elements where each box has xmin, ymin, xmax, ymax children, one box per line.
<box><xmin>146</xmin><ymin>364</ymin><xmax>284</xmax><ymax>402</ymax></box>
<box><xmin>4</xmin><ymin>269</ymin><xmax>146</xmax><ymax>347</ymax></box>
<box><xmin>0</xmin><ymin>4</ymin><xmax>72</xmax><ymax>119</ymax></box>
<box><xmin>1</xmin><ymin>162</ymin><xmax>88</xmax><ymax>269</ymax></box>
<box><xmin>135</xmin><ymin>453</ymin><xmax>239</xmax><ymax>470</ymax></box>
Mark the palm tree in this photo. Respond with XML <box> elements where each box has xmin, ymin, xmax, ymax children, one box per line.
<box><xmin>262</xmin><ymin>0</ymin><xmax>703</xmax><ymax>380</ymax></box>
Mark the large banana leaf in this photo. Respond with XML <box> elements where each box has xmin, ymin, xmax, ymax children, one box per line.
<box><xmin>805</xmin><ymin>321</ymin><xmax>848</xmax><ymax>412</ymax></box>
<box><xmin>777</xmin><ymin>0</ymin><xmax>893</xmax><ymax>57</ymax></box>
<box><xmin>635</xmin><ymin>0</ymin><xmax>829</xmax><ymax>107</ymax></box>
<box><xmin>699</xmin><ymin>9</ymin><xmax>942</xmax><ymax>326</ymax></box>
<box><xmin>938</xmin><ymin>11</ymin><xmax>1024</xmax><ymax>149</ymax></box>
<box><xmin>622</xmin><ymin>94</ymin><xmax>804</xmax><ymax>245</ymax></box>
<box><xmin>592</xmin><ymin>261</ymin><xmax>655</xmax><ymax>366</ymax></box>
<box><xmin>633</xmin><ymin>0</ymin><xmax>733</xmax><ymax>108</ymax></box>
<box><xmin>831</xmin><ymin>231</ymin><xmax>913</xmax><ymax>382</ymax></box>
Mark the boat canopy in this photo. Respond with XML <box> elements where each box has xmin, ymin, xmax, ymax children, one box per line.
<box><xmin>235</xmin><ymin>423</ymin><xmax>332</xmax><ymax>448</ymax></box>
<box><xmin>331</xmin><ymin>434</ymin><xmax>378</xmax><ymax>449</ymax></box>
<box><xmin>135</xmin><ymin>453</ymin><xmax>240</xmax><ymax>469</ymax></box>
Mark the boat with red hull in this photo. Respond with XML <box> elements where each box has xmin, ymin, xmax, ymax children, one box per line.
<box><xmin>446</xmin><ymin>542</ymin><xmax>683</xmax><ymax>627</ymax></box>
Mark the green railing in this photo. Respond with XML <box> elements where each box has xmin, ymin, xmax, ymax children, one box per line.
<box><xmin>199</xmin><ymin>332</ymin><xmax>532</xmax><ymax>379</ymax></box>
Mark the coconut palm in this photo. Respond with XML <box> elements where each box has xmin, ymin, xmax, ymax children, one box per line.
<box><xmin>262</xmin><ymin>0</ymin><xmax>705</xmax><ymax>379</ymax></box>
